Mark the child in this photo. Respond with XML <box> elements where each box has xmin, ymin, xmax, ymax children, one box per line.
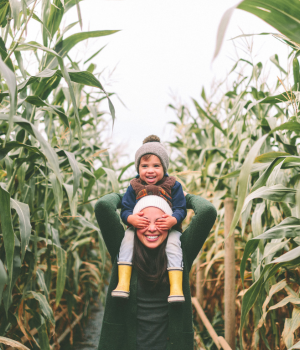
<box><xmin>112</xmin><ymin>135</ymin><xmax>187</xmax><ymax>303</ymax></box>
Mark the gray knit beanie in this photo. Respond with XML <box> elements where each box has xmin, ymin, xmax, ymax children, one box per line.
<box><xmin>135</xmin><ymin>135</ymin><xmax>169</xmax><ymax>174</ymax></box>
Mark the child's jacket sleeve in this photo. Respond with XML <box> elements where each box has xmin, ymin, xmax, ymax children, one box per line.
<box><xmin>171</xmin><ymin>181</ymin><xmax>187</xmax><ymax>224</ymax></box>
<box><xmin>120</xmin><ymin>184</ymin><xmax>136</xmax><ymax>225</ymax></box>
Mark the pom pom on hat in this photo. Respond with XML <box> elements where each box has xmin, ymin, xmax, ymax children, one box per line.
<box><xmin>143</xmin><ymin>135</ymin><xmax>161</xmax><ymax>144</ymax></box>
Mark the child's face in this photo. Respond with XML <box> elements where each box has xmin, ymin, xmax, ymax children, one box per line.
<box><xmin>139</xmin><ymin>155</ymin><xmax>164</xmax><ymax>185</ymax></box>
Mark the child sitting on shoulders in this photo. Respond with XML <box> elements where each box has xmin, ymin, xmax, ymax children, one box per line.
<box><xmin>112</xmin><ymin>135</ymin><xmax>187</xmax><ymax>303</ymax></box>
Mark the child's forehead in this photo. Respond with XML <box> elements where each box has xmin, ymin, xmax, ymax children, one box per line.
<box><xmin>140</xmin><ymin>154</ymin><xmax>161</xmax><ymax>163</ymax></box>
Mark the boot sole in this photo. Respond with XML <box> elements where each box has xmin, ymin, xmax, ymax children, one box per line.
<box><xmin>168</xmin><ymin>295</ymin><xmax>185</xmax><ymax>303</ymax></box>
<box><xmin>111</xmin><ymin>290</ymin><xmax>130</xmax><ymax>298</ymax></box>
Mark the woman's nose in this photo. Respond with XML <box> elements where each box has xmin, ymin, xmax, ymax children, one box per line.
<box><xmin>148</xmin><ymin>223</ymin><xmax>157</xmax><ymax>232</ymax></box>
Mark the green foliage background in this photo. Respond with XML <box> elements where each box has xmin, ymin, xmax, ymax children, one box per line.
<box><xmin>2</xmin><ymin>1</ymin><xmax>300</xmax><ymax>350</ymax></box>
<box><xmin>0</xmin><ymin>1</ymin><xmax>125</xmax><ymax>349</ymax></box>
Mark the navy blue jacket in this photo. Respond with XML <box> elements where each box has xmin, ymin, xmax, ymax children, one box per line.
<box><xmin>121</xmin><ymin>175</ymin><xmax>187</xmax><ymax>226</ymax></box>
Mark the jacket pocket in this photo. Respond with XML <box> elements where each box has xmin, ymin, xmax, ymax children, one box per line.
<box><xmin>98</xmin><ymin>322</ymin><xmax>126</xmax><ymax>350</ymax></box>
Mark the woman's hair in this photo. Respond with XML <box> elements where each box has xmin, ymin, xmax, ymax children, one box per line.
<box><xmin>132</xmin><ymin>232</ymin><xmax>169</xmax><ymax>290</ymax></box>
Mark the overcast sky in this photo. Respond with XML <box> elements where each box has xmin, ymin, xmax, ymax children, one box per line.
<box><xmin>61</xmin><ymin>1</ymin><xmax>287</xmax><ymax>163</ymax></box>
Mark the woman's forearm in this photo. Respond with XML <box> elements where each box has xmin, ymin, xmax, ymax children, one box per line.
<box><xmin>182</xmin><ymin>194</ymin><xmax>217</xmax><ymax>270</ymax></box>
<box><xmin>94</xmin><ymin>193</ymin><xmax>125</xmax><ymax>261</ymax></box>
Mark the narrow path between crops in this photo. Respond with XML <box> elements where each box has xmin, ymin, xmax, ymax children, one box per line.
<box><xmin>72</xmin><ymin>300</ymin><xmax>104</xmax><ymax>350</ymax></box>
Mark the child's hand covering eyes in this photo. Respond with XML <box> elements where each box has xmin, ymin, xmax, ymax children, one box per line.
<box><xmin>127</xmin><ymin>212</ymin><xmax>150</xmax><ymax>228</ymax></box>
<box><xmin>156</xmin><ymin>214</ymin><xmax>177</xmax><ymax>230</ymax></box>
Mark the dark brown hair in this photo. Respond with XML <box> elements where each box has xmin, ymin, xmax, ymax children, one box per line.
<box><xmin>140</xmin><ymin>154</ymin><xmax>153</xmax><ymax>161</ymax></box>
<box><xmin>132</xmin><ymin>232</ymin><xmax>169</xmax><ymax>290</ymax></box>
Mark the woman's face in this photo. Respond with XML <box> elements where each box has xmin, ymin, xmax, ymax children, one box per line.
<box><xmin>136</xmin><ymin>207</ymin><xmax>168</xmax><ymax>249</ymax></box>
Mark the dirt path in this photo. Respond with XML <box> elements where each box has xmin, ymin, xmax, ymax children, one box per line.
<box><xmin>72</xmin><ymin>300</ymin><xmax>104</xmax><ymax>350</ymax></box>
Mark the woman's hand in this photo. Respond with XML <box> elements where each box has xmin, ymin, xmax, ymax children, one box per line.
<box><xmin>156</xmin><ymin>214</ymin><xmax>177</xmax><ymax>230</ymax></box>
<box><xmin>127</xmin><ymin>212</ymin><xmax>150</xmax><ymax>228</ymax></box>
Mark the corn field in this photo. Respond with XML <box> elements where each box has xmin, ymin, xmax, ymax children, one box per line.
<box><xmin>1</xmin><ymin>0</ymin><xmax>300</xmax><ymax>350</ymax></box>
<box><xmin>0</xmin><ymin>0</ymin><xmax>123</xmax><ymax>349</ymax></box>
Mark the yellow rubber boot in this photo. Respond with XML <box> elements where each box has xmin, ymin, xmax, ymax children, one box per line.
<box><xmin>168</xmin><ymin>268</ymin><xmax>185</xmax><ymax>303</ymax></box>
<box><xmin>111</xmin><ymin>264</ymin><xmax>132</xmax><ymax>298</ymax></box>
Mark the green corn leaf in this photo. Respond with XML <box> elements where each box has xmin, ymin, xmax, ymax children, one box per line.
<box><xmin>36</xmin><ymin>269</ymin><xmax>49</xmax><ymax>301</ymax></box>
<box><xmin>243</xmin><ymin>185</ymin><xmax>296</xmax><ymax>212</ymax></box>
<box><xmin>0</xmin><ymin>115</ymin><xmax>62</xmax><ymax>182</ymax></box>
<box><xmin>271</xmin><ymin>121</ymin><xmax>300</xmax><ymax>133</ymax></box>
<box><xmin>9</xmin><ymin>0</ymin><xmax>21</xmax><ymax>29</ymax></box>
<box><xmin>240</xmin><ymin>254</ymin><xmax>300</xmax><ymax>349</ymax></box>
<box><xmin>25</xmin><ymin>95</ymin><xmax>69</xmax><ymax>128</ymax></box>
<box><xmin>252</xmin><ymin>156</ymin><xmax>300</xmax><ymax>192</ymax></box>
<box><xmin>14</xmin><ymin>51</ymin><xmax>26</xmax><ymax>79</ymax></box>
<box><xmin>64</xmin><ymin>150</ymin><xmax>81</xmax><ymax>197</ymax></box>
<box><xmin>238</xmin><ymin>1</ymin><xmax>300</xmax><ymax>46</ymax></box>
<box><xmin>193</xmin><ymin>99</ymin><xmax>227</xmax><ymax>136</ymax></box>
<box><xmin>0</xmin><ymin>184</ymin><xmax>14</xmax><ymax>304</ymax></box>
<box><xmin>102</xmin><ymin>167</ymin><xmax>120</xmax><ymax>193</ymax></box>
<box><xmin>0</xmin><ymin>1</ymin><xmax>10</xmax><ymax>28</ymax></box>
<box><xmin>53</xmin><ymin>30</ymin><xmax>119</xmax><ymax>63</ymax></box>
<box><xmin>240</xmin><ymin>239</ymin><xmax>259</xmax><ymax>286</ymax></box>
<box><xmin>48</xmin><ymin>224</ymin><xmax>61</xmax><ymax>247</ymax></box>
<box><xmin>53</xmin><ymin>244</ymin><xmax>67</xmax><ymax>306</ymax></box>
<box><xmin>50</xmin><ymin>173</ymin><xmax>63</xmax><ymax>215</ymax></box>
<box><xmin>252</xmin><ymin>157</ymin><xmax>285</xmax><ymax>192</ymax></box>
<box><xmin>270</xmin><ymin>54</ymin><xmax>287</xmax><ymax>75</ymax></box>
<box><xmin>83</xmin><ymin>45</ymin><xmax>106</xmax><ymax>64</ymax></box>
<box><xmin>10</xmin><ymin>198</ymin><xmax>31</xmax><ymax>262</ymax></box>
<box><xmin>67</xmin><ymin>70</ymin><xmax>104</xmax><ymax>90</ymax></box>
<box><xmin>46</xmin><ymin>0</ymin><xmax>63</xmax><ymax>40</ymax></box>
<box><xmin>37</xmin><ymin>322</ymin><xmax>51</xmax><ymax>350</ymax></box>
<box><xmin>228</xmin><ymin>134</ymin><xmax>268</xmax><ymax>237</ymax></box>
<box><xmin>118</xmin><ymin>162</ymin><xmax>135</xmax><ymax>182</ymax></box>
<box><xmin>0</xmin><ymin>141</ymin><xmax>46</xmax><ymax>162</ymax></box>
<box><xmin>214</xmin><ymin>0</ymin><xmax>300</xmax><ymax>60</ymax></box>
<box><xmin>0</xmin><ymin>260</ymin><xmax>7</xmax><ymax>305</ymax></box>
<box><xmin>0</xmin><ymin>56</ymin><xmax>16</xmax><ymax>142</ymax></box>
<box><xmin>63</xmin><ymin>183</ymin><xmax>78</xmax><ymax>216</ymax></box>
<box><xmin>293</xmin><ymin>57</ymin><xmax>300</xmax><ymax>90</ymax></box>
<box><xmin>255</xmin><ymin>152</ymin><xmax>290</xmax><ymax>163</ymax></box>
<box><xmin>219</xmin><ymin>163</ymin><xmax>269</xmax><ymax>180</ymax></box>
<box><xmin>25</xmin><ymin>291</ymin><xmax>55</xmax><ymax>325</ymax></box>
<box><xmin>15</xmin><ymin>43</ymin><xmax>82</xmax><ymax>146</ymax></box>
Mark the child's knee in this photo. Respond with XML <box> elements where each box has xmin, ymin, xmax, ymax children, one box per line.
<box><xmin>167</xmin><ymin>231</ymin><xmax>182</xmax><ymax>249</ymax></box>
<box><xmin>123</xmin><ymin>228</ymin><xmax>135</xmax><ymax>243</ymax></box>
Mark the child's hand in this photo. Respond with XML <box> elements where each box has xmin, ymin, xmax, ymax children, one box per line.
<box><xmin>156</xmin><ymin>214</ymin><xmax>177</xmax><ymax>230</ymax></box>
<box><xmin>127</xmin><ymin>212</ymin><xmax>150</xmax><ymax>228</ymax></box>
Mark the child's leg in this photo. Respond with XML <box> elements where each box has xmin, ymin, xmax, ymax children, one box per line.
<box><xmin>165</xmin><ymin>229</ymin><xmax>183</xmax><ymax>268</ymax></box>
<box><xmin>118</xmin><ymin>227</ymin><xmax>135</xmax><ymax>264</ymax></box>
<box><xmin>111</xmin><ymin>227</ymin><xmax>134</xmax><ymax>298</ymax></box>
<box><xmin>166</xmin><ymin>229</ymin><xmax>185</xmax><ymax>303</ymax></box>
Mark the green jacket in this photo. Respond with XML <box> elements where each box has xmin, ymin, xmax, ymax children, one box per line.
<box><xmin>94</xmin><ymin>193</ymin><xmax>217</xmax><ymax>350</ymax></box>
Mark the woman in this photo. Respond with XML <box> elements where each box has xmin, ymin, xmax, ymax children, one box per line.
<box><xmin>94</xmin><ymin>192</ymin><xmax>217</xmax><ymax>350</ymax></box>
